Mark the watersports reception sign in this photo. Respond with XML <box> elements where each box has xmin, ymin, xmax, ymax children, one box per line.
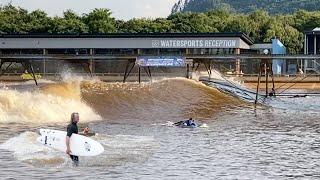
<box><xmin>136</xmin><ymin>56</ymin><xmax>186</xmax><ymax>67</ymax></box>
<box><xmin>151</xmin><ymin>39</ymin><xmax>237</xmax><ymax>48</ymax></box>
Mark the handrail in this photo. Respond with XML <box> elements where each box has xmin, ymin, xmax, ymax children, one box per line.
<box><xmin>4</xmin><ymin>54</ymin><xmax>320</xmax><ymax>60</ymax></box>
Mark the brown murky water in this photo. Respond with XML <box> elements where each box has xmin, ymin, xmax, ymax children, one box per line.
<box><xmin>1</xmin><ymin>78</ymin><xmax>320</xmax><ymax>179</ymax></box>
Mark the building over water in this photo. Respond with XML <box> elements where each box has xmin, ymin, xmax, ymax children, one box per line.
<box><xmin>0</xmin><ymin>33</ymin><xmax>286</xmax><ymax>76</ymax></box>
<box><xmin>304</xmin><ymin>28</ymin><xmax>320</xmax><ymax>73</ymax></box>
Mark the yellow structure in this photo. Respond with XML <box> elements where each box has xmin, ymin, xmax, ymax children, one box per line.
<box><xmin>21</xmin><ymin>73</ymin><xmax>42</xmax><ymax>80</ymax></box>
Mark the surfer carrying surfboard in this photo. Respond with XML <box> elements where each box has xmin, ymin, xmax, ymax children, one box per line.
<box><xmin>66</xmin><ymin>112</ymin><xmax>79</xmax><ymax>165</ymax></box>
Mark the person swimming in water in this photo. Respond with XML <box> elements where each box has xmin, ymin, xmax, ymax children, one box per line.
<box><xmin>174</xmin><ymin>118</ymin><xmax>197</xmax><ymax>128</ymax></box>
<box><xmin>269</xmin><ymin>88</ymin><xmax>276</xmax><ymax>97</ymax></box>
<box><xmin>81</xmin><ymin>126</ymin><xmax>95</xmax><ymax>137</ymax></box>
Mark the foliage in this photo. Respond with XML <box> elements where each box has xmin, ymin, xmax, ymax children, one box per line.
<box><xmin>0</xmin><ymin>4</ymin><xmax>320</xmax><ymax>53</ymax></box>
<box><xmin>172</xmin><ymin>0</ymin><xmax>320</xmax><ymax>15</ymax></box>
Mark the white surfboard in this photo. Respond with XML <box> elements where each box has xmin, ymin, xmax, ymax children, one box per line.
<box><xmin>37</xmin><ymin>129</ymin><xmax>104</xmax><ymax>156</ymax></box>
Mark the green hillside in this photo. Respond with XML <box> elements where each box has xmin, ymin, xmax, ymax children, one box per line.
<box><xmin>172</xmin><ymin>0</ymin><xmax>320</xmax><ymax>14</ymax></box>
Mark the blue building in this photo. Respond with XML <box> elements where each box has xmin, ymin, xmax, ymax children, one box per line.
<box><xmin>249</xmin><ymin>38</ymin><xmax>287</xmax><ymax>75</ymax></box>
<box><xmin>272</xmin><ymin>39</ymin><xmax>287</xmax><ymax>75</ymax></box>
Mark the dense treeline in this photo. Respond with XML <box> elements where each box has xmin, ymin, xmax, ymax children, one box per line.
<box><xmin>172</xmin><ymin>0</ymin><xmax>320</xmax><ymax>15</ymax></box>
<box><xmin>1</xmin><ymin>5</ymin><xmax>320</xmax><ymax>53</ymax></box>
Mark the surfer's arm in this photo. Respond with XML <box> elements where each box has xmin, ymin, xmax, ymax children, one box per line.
<box><xmin>66</xmin><ymin>125</ymin><xmax>73</xmax><ymax>154</ymax></box>
<box><xmin>66</xmin><ymin>136</ymin><xmax>71</xmax><ymax>154</ymax></box>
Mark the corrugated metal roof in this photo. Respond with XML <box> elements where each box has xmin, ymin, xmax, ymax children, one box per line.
<box><xmin>0</xmin><ymin>33</ymin><xmax>254</xmax><ymax>45</ymax></box>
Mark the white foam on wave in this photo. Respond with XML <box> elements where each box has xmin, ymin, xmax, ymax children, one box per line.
<box><xmin>0</xmin><ymin>88</ymin><xmax>101</xmax><ymax>124</ymax></box>
<box><xmin>0</xmin><ymin>131</ymin><xmax>158</xmax><ymax>168</ymax></box>
<box><xmin>0</xmin><ymin>132</ymin><xmax>67</xmax><ymax>166</ymax></box>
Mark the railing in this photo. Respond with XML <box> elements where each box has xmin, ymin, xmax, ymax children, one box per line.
<box><xmin>2</xmin><ymin>72</ymin><xmax>320</xmax><ymax>78</ymax></box>
<box><xmin>5</xmin><ymin>54</ymin><xmax>320</xmax><ymax>60</ymax></box>
<box><xmin>311</xmin><ymin>60</ymin><xmax>320</xmax><ymax>73</ymax></box>
<box><xmin>0</xmin><ymin>72</ymin><xmax>186</xmax><ymax>77</ymax></box>
<box><xmin>234</xmin><ymin>74</ymin><xmax>320</xmax><ymax>77</ymax></box>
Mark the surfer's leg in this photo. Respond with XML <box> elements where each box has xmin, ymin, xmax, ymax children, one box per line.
<box><xmin>74</xmin><ymin>156</ymin><xmax>79</xmax><ymax>162</ymax></box>
<box><xmin>173</xmin><ymin>121</ymin><xmax>183</xmax><ymax>126</ymax></box>
<box><xmin>70</xmin><ymin>155</ymin><xmax>79</xmax><ymax>166</ymax></box>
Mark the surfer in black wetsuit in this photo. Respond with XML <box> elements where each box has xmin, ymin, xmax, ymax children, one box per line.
<box><xmin>81</xmin><ymin>126</ymin><xmax>95</xmax><ymax>137</ymax></box>
<box><xmin>174</xmin><ymin>118</ymin><xmax>198</xmax><ymax>128</ymax></box>
<box><xmin>66</xmin><ymin>112</ymin><xmax>79</xmax><ymax>166</ymax></box>
<box><xmin>269</xmin><ymin>88</ymin><xmax>276</xmax><ymax>97</ymax></box>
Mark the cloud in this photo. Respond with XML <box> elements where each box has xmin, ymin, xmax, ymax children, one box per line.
<box><xmin>0</xmin><ymin>0</ymin><xmax>177</xmax><ymax>20</ymax></box>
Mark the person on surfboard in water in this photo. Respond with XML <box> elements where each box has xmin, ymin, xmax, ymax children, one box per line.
<box><xmin>174</xmin><ymin>118</ymin><xmax>198</xmax><ymax>128</ymax></box>
<box><xmin>66</xmin><ymin>112</ymin><xmax>79</xmax><ymax>166</ymax></box>
<box><xmin>81</xmin><ymin>126</ymin><xmax>95</xmax><ymax>137</ymax></box>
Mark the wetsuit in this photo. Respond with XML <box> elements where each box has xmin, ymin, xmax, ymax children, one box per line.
<box><xmin>81</xmin><ymin>132</ymin><xmax>95</xmax><ymax>137</ymax></box>
<box><xmin>173</xmin><ymin>121</ymin><xmax>184</xmax><ymax>126</ymax></box>
<box><xmin>67</xmin><ymin>122</ymin><xmax>79</xmax><ymax>165</ymax></box>
<box><xmin>174</xmin><ymin>120</ymin><xmax>197</xmax><ymax>128</ymax></box>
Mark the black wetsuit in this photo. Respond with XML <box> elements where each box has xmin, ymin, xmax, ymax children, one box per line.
<box><xmin>174</xmin><ymin>120</ymin><xmax>197</xmax><ymax>128</ymax></box>
<box><xmin>67</xmin><ymin>122</ymin><xmax>78</xmax><ymax>164</ymax></box>
<box><xmin>173</xmin><ymin>121</ymin><xmax>184</xmax><ymax>126</ymax></box>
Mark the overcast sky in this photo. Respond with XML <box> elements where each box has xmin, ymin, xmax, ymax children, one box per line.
<box><xmin>0</xmin><ymin>0</ymin><xmax>177</xmax><ymax>20</ymax></box>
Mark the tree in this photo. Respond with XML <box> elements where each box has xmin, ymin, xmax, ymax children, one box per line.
<box><xmin>246</xmin><ymin>10</ymin><xmax>271</xmax><ymax>42</ymax></box>
<box><xmin>224</xmin><ymin>15</ymin><xmax>253</xmax><ymax>36</ymax></box>
<box><xmin>292</xmin><ymin>10</ymin><xmax>320</xmax><ymax>32</ymax></box>
<box><xmin>25</xmin><ymin>10</ymin><xmax>51</xmax><ymax>33</ymax></box>
<box><xmin>0</xmin><ymin>4</ymin><xmax>29</xmax><ymax>33</ymax></box>
<box><xmin>171</xmin><ymin>0</ymin><xmax>320</xmax><ymax>15</ymax></box>
<box><xmin>83</xmin><ymin>9</ymin><xmax>116</xmax><ymax>33</ymax></box>
<box><xmin>168</xmin><ymin>12</ymin><xmax>218</xmax><ymax>33</ymax></box>
<box><xmin>119</xmin><ymin>18</ymin><xmax>173</xmax><ymax>33</ymax></box>
<box><xmin>0</xmin><ymin>4</ymin><xmax>316</xmax><ymax>54</ymax></box>
<box><xmin>264</xmin><ymin>18</ymin><xmax>303</xmax><ymax>54</ymax></box>
<box><xmin>49</xmin><ymin>10</ymin><xmax>88</xmax><ymax>33</ymax></box>
<box><xmin>205</xmin><ymin>9</ymin><xmax>232</xmax><ymax>32</ymax></box>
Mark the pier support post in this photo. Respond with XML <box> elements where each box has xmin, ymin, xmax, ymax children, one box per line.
<box><xmin>138</xmin><ymin>65</ymin><xmax>141</xmax><ymax>84</ymax></box>
<box><xmin>235</xmin><ymin>48</ymin><xmax>241</xmax><ymax>75</ymax></box>
<box><xmin>43</xmin><ymin>49</ymin><xmax>47</xmax><ymax>76</ymax></box>
<box><xmin>143</xmin><ymin>66</ymin><xmax>152</xmax><ymax>82</ymax></box>
<box><xmin>123</xmin><ymin>59</ymin><xmax>136</xmax><ymax>83</ymax></box>
<box><xmin>270</xmin><ymin>63</ymin><xmax>276</xmax><ymax>97</ymax></box>
<box><xmin>186</xmin><ymin>64</ymin><xmax>190</xmax><ymax>79</ymax></box>
<box><xmin>89</xmin><ymin>49</ymin><xmax>94</xmax><ymax>76</ymax></box>
<box><xmin>147</xmin><ymin>66</ymin><xmax>152</xmax><ymax>81</ymax></box>
<box><xmin>265</xmin><ymin>61</ymin><xmax>268</xmax><ymax>97</ymax></box>
<box><xmin>29</xmin><ymin>62</ymin><xmax>38</xmax><ymax>86</ymax></box>
<box><xmin>23</xmin><ymin>60</ymin><xmax>38</xmax><ymax>86</ymax></box>
<box><xmin>123</xmin><ymin>61</ymin><xmax>130</xmax><ymax>83</ymax></box>
<box><xmin>255</xmin><ymin>62</ymin><xmax>262</xmax><ymax>104</ymax></box>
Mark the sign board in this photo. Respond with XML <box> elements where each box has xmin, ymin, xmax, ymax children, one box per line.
<box><xmin>136</xmin><ymin>56</ymin><xmax>185</xmax><ymax>67</ymax></box>
<box><xmin>288</xmin><ymin>64</ymin><xmax>297</xmax><ymax>74</ymax></box>
<box><xmin>151</xmin><ymin>39</ymin><xmax>237</xmax><ymax>48</ymax></box>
